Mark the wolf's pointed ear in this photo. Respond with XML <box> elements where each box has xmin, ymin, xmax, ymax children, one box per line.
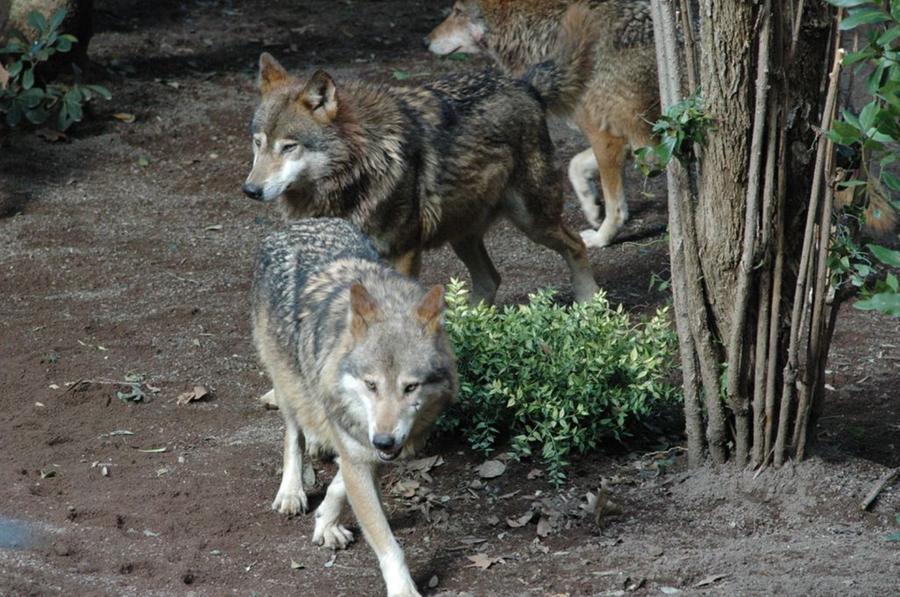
<box><xmin>415</xmin><ymin>285</ymin><xmax>445</xmax><ymax>334</ymax></box>
<box><xmin>259</xmin><ymin>52</ymin><xmax>290</xmax><ymax>95</ymax></box>
<box><xmin>299</xmin><ymin>70</ymin><xmax>339</xmax><ymax>123</ymax></box>
<box><xmin>349</xmin><ymin>282</ymin><xmax>380</xmax><ymax>338</ymax></box>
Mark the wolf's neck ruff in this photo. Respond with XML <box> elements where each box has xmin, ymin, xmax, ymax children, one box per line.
<box><xmin>278</xmin><ymin>83</ymin><xmax>412</xmax><ymax>244</ymax></box>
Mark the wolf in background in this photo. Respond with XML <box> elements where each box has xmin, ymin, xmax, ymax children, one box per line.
<box><xmin>242</xmin><ymin>3</ymin><xmax>600</xmax><ymax>305</ymax></box>
<box><xmin>427</xmin><ymin>0</ymin><xmax>659</xmax><ymax>248</ymax></box>
<box><xmin>252</xmin><ymin>218</ymin><xmax>458</xmax><ymax>597</ymax></box>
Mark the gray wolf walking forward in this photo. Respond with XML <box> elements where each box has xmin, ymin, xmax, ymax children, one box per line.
<box><xmin>251</xmin><ymin>219</ymin><xmax>458</xmax><ymax>597</ymax></box>
<box><xmin>427</xmin><ymin>0</ymin><xmax>659</xmax><ymax>248</ymax></box>
<box><xmin>242</xmin><ymin>21</ymin><xmax>600</xmax><ymax>304</ymax></box>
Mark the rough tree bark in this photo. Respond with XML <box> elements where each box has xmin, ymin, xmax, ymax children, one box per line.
<box><xmin>651</xmin><ymin>0</ymin><xmax>838</xmax><ymax>467</ymax></box>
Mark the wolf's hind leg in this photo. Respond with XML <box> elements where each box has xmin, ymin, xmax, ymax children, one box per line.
<box><xmin>581</xmin><ymin>129</ymin><xmax>629</xmax><ymax>248</ymax></box>
<box><xmin>312</xmin><ymin>465</ymin><xmax>354</xmax><ymax>550</ymax></box>
<box><xmin>568</xmin><ymin>148</ymin><xmax>600</xmax><ymax>228</ymax></box>
<box><xmin>272</xmin><ymin>404</ymin><xmax>309</xmax><ymax>515</ymax></box>
<box><xmin>537</xmin><ymin>223</ymin><xmax>599</xmax><ymax>303</ymax></box>
<box><xmin>450</xmin><ymin>237</ymin><xmax>501</xmax><ymax>305</ymax></box>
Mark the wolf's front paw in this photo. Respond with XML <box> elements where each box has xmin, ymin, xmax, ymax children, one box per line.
<box><xmin>387</xmin><ymin>582</ymin><xmax>421</xmax><ymax>597</ymax></box>
<box><xmin>384</xmin><ymin>566</ymin><xmax>421</xmax><ymax>597</ymax></box>
<box><xmin>312</xmin><ymin>520</ymin><xmax>355</xmax><ymax>550</ymax></box>
<box><xmin>272</xmin><ymin>489</ymin><xmax>308</xmax><ymax>515</ymax></box>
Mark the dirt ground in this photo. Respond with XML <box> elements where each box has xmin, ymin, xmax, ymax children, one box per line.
<box><xmin>1</xmin><ymin>1</ymin><xmax>898</xmax><ymax>595</ymax></box>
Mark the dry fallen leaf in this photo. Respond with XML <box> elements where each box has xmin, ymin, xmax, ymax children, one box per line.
<box><xmin>407</xmin><ymin>455</ymin><xmax>444</xmax><ymax>473</ymax></box>
<box><xmin>506</xmin><ymin>511</ymin><xmax>534</xmax><ymax>528</ymax></box>
<box><xmin>290</xmin><ymin>559</ymin><xmax>304</xmax><ymax>570</ymax></box>
<box><xmin>113</xmin><ymin>112</ymin><xmax>136</xmax><ymax>123</ymax></box>
<box><xmin>176</xmin><ymin>385</ymin><xmax>210</xmax><ymax>405</ymax></box>
<box><xmin>624</xmin><ymin>577</ymin><xmax>645</xmax><ymax>591</ymax></box>
<box><xmin>428</xmin><ymin>575</ymin><xmax>439</xmax><ymax>588</ymax></box>
<box><xmin>694</xmin><ymin>574</ymin><xmax>727</xmax><ymax>588</ymax></box>
<box><xmin>536</xmin><ymin>516</ymin><xmax>552</xmax><ymax>537</ymax></box>
<box><xmin>392</xmin><ymin>479</ymin><xmax>420</xmax><ymax>498</ymax></box>
<box><xmin>465</xmin><ymin>553</ymin><xmax>503</xmax><ymax>570</ymax></box>
<box><xmin>485</xmin><ymin>514</ymin><xmax>500</xmax><ymax>526</ymax></box>
<box><xmin>204</xmin><ymin>224</ymin><xmax>223</xmax><ymax>231</ymax></box>
<box><xmin>527</xmin><ymin>468</ymin><xmax>544</xmax><ymax>480</ymax></box>
<box><xmin>477</xmin><ymin>459</ymin><xmax>506</xmax><ymax>479</ymax></box>
<box><xmin>36</xmin><ymin>128</ymin><xmax>67</xmax><ymax>143</ymax></box>
<box><xmin>0</xmin><ymin>62</ymin><xmax>8</xmax><ymax>90</ymax></box>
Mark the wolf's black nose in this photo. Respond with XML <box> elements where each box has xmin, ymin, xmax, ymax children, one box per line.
<box><xmin>372</xmin><ymin>433</ymin><xmax>396</xmax><ymax>451</ymax></box>
<box><xmin>242</xmin><ymin>183</ymin><xmax>263</xmax><ymax>200</ymax></box>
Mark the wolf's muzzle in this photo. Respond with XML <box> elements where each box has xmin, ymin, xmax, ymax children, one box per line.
<box><xmin>242</xmin><ymin>183</ymin><xmax>264</xmax><ymax>201</ymax></box>
<box><xmin>373</xmin><ymin>433</ymin><xmax>402</xmax><ymax>461</ymax></box>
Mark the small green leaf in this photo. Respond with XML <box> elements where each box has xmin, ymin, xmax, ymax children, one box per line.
<box><xmin>49</xmin><ymin>7</ymin><xmax>67</xmax><ymax>32</ymax></box>
<box><xmin>20</xmin><ymin>87</ymin><xmax>44</xmax><ymax>107</ymax></box>
<box><xmin>841</xmin><ymin>6</ymin><xmax>891</xmax><ymax>30</ymax></box>
<box><xmin>86</xmin><ymin>84</ymin><xmax>112</xmax><ymax>100</ymax></box>
<box><xmin>885</xmin><ymin>532</ymin><xmax>900</xmax><ymax>542</ymax></box>
<box><xmin>445</xmin><ymin>52</ymin><xmax>470</xmax><ymax>61</ymax></box>
<box><xmin>826</xmin><ymin>0</ymin><xmax>874</xmax><ymax>7</ymax></box>
<box><xmin>392</xmin><ymin>70</ymin><xmax>411</xmax><ymax>81</ymax></box>
<box><xmin>882</xmin><ymin>171</ymin><xmax>900</xmax><ymax>192</ymax></box>
<box><xmin>876</xmin><ymin>25</ymin><xmax>900</xmax><ymax>46</ymax></box>
<box><xmin>26</xmin><ymin>11</ymin><xmax>48</xmax><ymax>34</ymax></box>
<box><xmin>24</xmin><ymin>106</ymin><xmax>48</xmax><ymax>124</ymax></box>
<box><xmin>886</xmin><ymin>273</ymin><xmax>899</xmax><ymax>293</ymax></box>
<box><xmin>858</xmin><ymin>100</ymin><xmax>878</xmax><ymax>131</ymax></box>
<box><xmin>868</xmin><ymin>244</ymin><xmax>900</xmax><ymax>267</ymax></box>
<box><xmin>22</xmin><ymin>68</ymin><xmax>34</xmax><ymax>90</ymax></box>
<box><xmin>854</xmin><ymin>293</ymin><xmax>900</xmax><ymax>316</ymax></box>
<box><xmin>7</xmin><ymin>61</ymin><xmax>22</xmax><ymax>78</ymax></box>
<box><xmin>829</xmin><ymin>120</ymin><xmax>862</xmax><ymax>144</ymax></box>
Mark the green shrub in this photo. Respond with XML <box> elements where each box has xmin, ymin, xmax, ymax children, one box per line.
<box><xmin>440</xmin><ymin>280</ymin><xmax>680</xmax><ymax>485</ymax></box>
<box><xmin>0</xmin><ymin>8</ymin><xmax>110</xmax><ymax>130</ymax></box>
<box><xmin>824</xmin><ymin>0</ymin><xmax>899</xmax><ymax>316</ymax></box>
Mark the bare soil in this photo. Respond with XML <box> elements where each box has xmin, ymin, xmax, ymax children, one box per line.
<box><xmin>1</xmin><ymin>1</ymin><xmax>898</xmax><ymax>596</ymax></box>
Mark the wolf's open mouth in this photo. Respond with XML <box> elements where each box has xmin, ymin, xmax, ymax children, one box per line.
<box><xmin>376</xmin><ymin>447</ymin><xmax>402</xmax><ymax>462</ymax></box>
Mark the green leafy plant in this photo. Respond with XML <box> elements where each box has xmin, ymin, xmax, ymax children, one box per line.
<box><xmin>825</xmin><ymin>0</ymin><xmax>899</xmax><ymax>316</ymax></box>
<box><xmin>635</xmin><ymin>95</ymin><xmax>714</xmax><ymax>177</ymax></box>
<box><xmin>0</xmin><ymin>8</ymin><xmax>110</xmax><ymax>130</ymax></box>
<box><xmin>439</xmin><ymin>280</ymin><xmax>679</xmax><ymax>485</ymax></box>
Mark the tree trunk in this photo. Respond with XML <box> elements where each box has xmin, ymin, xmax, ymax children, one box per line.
<box><xmin>651</xmin><ymin>0</ymin><xmax>837</xmax><ymax>468</ymax></box>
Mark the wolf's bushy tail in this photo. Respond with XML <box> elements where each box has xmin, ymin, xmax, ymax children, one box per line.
<box><xmin>522</xmin><ymin>2</ymin><xmax>598</xmax><ymax>115</ymax></box>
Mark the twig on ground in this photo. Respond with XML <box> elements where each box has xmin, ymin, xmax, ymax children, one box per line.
<box><xmin>860</xmin><ymin>468</ymin><xmax>899</xmax><ymax>511</ymax></box>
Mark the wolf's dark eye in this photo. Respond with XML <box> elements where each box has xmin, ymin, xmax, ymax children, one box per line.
<box><xmin>364</xmin><ymin>380</ymin><xmax>377</xmax><ymax>392</ymax></box>
<box><xmin>281</xmin><ymin>143</ymin><xmax>298</xmax><ymax>154</ymax></box>
<box><xmin>253</xmin><ymin>138</ymin><xmax>262</xmax><ymax>148</ymax></box>
<box><xmin>404</xmin><ymin>383</ymin><xmax>420</xmax><ymax>394</ymax></box>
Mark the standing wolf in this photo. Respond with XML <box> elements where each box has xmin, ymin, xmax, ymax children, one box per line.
<box><xmin>243</xmin><ymin>4</ymin><xmax>599</xmax><ymax>305</ymax></box>
<box><xmin>252</xmin><ymin>218</ymin><xmax>458</xmax><ymax>597</ymax></box>
<box><xmin>427</xmin><ymin>0</ymin><xmax>658</xmax><ymax>248</ymax></box>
